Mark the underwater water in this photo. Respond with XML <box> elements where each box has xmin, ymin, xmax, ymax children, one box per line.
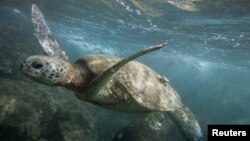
<box><xmin>1</xmin><ymin>0</ymin><xmax>250</xmax><ymax>141</ymax></box>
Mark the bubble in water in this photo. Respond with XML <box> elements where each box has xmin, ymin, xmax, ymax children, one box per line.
<box><xmin>145</xmin><ymin>112</ymin><xmax>164</xmax><ymax>130</ymax></box>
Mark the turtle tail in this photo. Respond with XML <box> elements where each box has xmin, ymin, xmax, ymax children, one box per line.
<box><xmin>167</xmin><ymin>104</ymin><xmax>203</xmax><ymax>141</ymax></box>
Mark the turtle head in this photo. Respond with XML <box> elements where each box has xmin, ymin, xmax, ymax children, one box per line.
<box><xmin>21</xmin><ymin>55</ymin><xmax>70</xmax><ymax>86</ymax></box>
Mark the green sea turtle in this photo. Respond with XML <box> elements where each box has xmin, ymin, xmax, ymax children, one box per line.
<box><xmin>21</xmin><ymin>4</ymin><xmax>203</xmax><ymax>141</ymax></box>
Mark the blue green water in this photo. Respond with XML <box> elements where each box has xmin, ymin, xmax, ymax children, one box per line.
<box><xmin>0</xmin><ymin>0</ymin><xmax>250</xmax><ymax>141</ymax></box>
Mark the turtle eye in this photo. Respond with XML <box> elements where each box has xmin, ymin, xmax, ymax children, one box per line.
<box><xmin>31</xmin><ymin>62</ymin><xmax>43</xmax><ymax>69</ymax></box>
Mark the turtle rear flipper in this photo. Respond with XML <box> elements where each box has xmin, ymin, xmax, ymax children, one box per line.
<box><xmin>32</xmin><ymin>4</ymin><xmax>68</xmax><ymax>61</ymax></box>
<box><xmin>168</xmin><ymin>104</ymin><xmax>203</xmax><ymax>141</ymax></box>
<box><xmin>88</xmin><ymin>43</ymin><xmax>166</xmax><ymax>93</ymax></box>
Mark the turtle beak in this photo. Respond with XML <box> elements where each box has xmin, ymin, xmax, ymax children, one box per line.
<box><xmin>20</xmin><ymin>58</ymin><xmax>29</xmax><ymax>72</ymax></box>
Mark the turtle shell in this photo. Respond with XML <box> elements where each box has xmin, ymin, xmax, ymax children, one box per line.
<box><xmin>76</xmin><ymin>54</ymin><xmax>182</xmax><ymax>112</ymax></box>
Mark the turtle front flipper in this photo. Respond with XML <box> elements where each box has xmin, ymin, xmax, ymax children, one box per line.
<box><xmin>32</xmin><ymin>4</ymin><xmax>68</xmax><ymax>60</ymax></box>
<box><xmin>88</xmin><ymin>43</ymin><xmax>166</xmax><ymax>93</ymax></box>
